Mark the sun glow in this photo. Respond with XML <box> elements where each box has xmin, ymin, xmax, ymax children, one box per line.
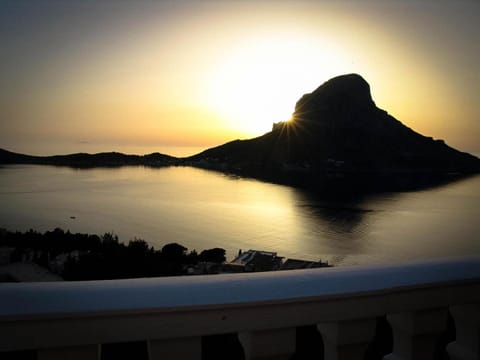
<box><xmin>204</xmin><ymin>32</ymin><xmax>346</xmax><ymax>137</ymax></box>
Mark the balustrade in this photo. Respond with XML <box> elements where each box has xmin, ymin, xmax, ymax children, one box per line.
<box><xmin>1</xmin><ymin>257</ymin><xmax>479</xmax><ymax>360</ymax></box>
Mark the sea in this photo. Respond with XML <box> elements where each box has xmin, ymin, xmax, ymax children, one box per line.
<box><xmin>0</xmin><ymin>164</ymin><xmax>479</xmax><ymax>267</ymax></box>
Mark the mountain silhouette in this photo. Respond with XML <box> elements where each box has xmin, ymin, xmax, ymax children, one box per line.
<box><xmin>1</xmin><ymin>74</ymin><xmax>479</xmax><ymax>190</ymax></box>
<box><xmin>0</xmin><ymin>149</ymin><xmax>176</xmax><ymax>168</ymax></box>
<box><xmin>187</xmin><ymin>74</ymin><xmax>479</xmax><ymax>189</ymax></box>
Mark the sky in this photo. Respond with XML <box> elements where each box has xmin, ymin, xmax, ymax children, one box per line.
<box><xmin>1</xmin><ymin>0</ymin><xmax>479</xmax><ymax>157</ymax></box>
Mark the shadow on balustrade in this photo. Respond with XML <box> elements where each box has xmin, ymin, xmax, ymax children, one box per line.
<box><xmin>0</xmin><ymin>349</ymin><xmax>36</xmax><ymax>360</ymax></box>
<box><xmin>0</xmin><ymin>313</ymin><xmax>458</xmax><ymax>360</ymax></box>
<box><xmin>434</xmin><ymin>313</ymin><xmax>456</xmax><ymax>360</ymax></box>
<box><xmin>364</xmin><ymin>317</ymin><xmax>393</xmax><ymax>360</ymax></box>
<box><xmin>202</xmin><ymin>333</ymin><xmax>245</xmax><ymax>360</ymax></box>
<box><xmin>291</xmin><ymin>325</ymin><xmax>324</xmax><ymax>360</ymax></box>
<box><xmin>101</xmin><ymin>341</ymin><xmax>148</xmax><ymax>360</ymax></box>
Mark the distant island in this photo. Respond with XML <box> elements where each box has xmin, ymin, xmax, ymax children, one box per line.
<box><xmin>187</xmin><ymin>74</ymin><xmax>480</xmax><ymax>189</ymax></box>
<box><xmin>2</xmin><ymin>74</ymin><xmax>479</xmax><ymax>190</ymax></box>
<box><xmin>0</xmin><ymin>149</ymin><xmax>177</xmax><ymax>168</ymax></box>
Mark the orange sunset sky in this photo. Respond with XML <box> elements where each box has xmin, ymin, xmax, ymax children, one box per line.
<box><xmin>1</xmin><ymin>0</ymin><xmax>479</xmax><ymax>157</ymax></box>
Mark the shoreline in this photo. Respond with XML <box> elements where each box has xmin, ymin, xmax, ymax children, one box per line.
<box><xmin>0</xmin><ymin>228</ymin><xmax>331</xmax><ymax>282</ymax></box>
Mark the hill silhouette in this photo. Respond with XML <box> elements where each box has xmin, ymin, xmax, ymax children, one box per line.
<box><xmin>187</xmin><ymin>74</ymin><xmax>479</xmax><ymax>189</ymax></box>
<box><xmin>1</xmin><ymin>74</ymin><xmax>479</xmax><ymax>190</ymax></box>
<box><xmin>0</xmin><ymin>149</ymin><xmax>177</xmax><ymax>168</ymax></box>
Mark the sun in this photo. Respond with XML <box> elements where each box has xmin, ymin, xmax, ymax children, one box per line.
<box><xmin>206</xmin><ymin>42</ymin><xmax>298</xmax><ymax>136</ymax></box>
<box><xmin>204</xmin><ymin>32</ymin><xmax>338</xmax><ymax>137</ymax></box>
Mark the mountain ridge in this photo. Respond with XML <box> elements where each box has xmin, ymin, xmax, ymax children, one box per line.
<box><xmin>0</xmin><ymin>148</ymin><xmax>177</xmax><ymax>168</ymax></box>
<box><xmin>187</xmin><ymin>74</ymin><xmax>479</xmax><ymax>179</ymax></box>
<box><xmin>2</xmin><ymin>74</ymin><xmax>479</xmax><ymax>190</ymax></box>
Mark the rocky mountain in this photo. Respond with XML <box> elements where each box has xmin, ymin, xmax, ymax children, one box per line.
<box><xmin>187</xmin><ymin>74</ymin><xmax>479</xmax><ymax>189</ymax></box>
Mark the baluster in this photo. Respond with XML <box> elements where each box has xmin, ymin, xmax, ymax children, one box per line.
<box><xmin>447</xmin><ymin>304</ymin><xmax>480</xmax><ymax>360</ymax></box>
<box><xmin>148</xmin><ymin>336</ymin><xmax>201</xmax><ymax>360</ymax></box>
<box><xmin>317</xmin><ymin>318</ymin><xmax>376</xmax><ymax>360</ymax></box>
<box><xmin>384</xmin><ymin>308</ymin><xmax>448</xmax><ymax>360</ymax></box>
<box><xmin>239</xmin><ymin>327</ymin><xmax>296</xmax><ymax>360</ymax></box>
<box><xmin>38</xmin><ymin>344</ymin><xmax>100</xmax><ymax>360</ymax></box>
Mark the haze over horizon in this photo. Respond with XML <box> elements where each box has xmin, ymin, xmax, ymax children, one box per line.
<box><xmin>1</xmin><ymin>0</ymin><xmax>479</xmax><ymax>158</ymax></box>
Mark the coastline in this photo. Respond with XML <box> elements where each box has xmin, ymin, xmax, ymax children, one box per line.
<box><xmin>0</xmin><ymin>228</ymin><xmax>330</xmax><ymax>282</ymax></box>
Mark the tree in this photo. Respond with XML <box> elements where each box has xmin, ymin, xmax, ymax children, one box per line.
<box><xmin>128</xmin><ymin>239</ymin><xmax>149</xmax><ymax>254</ymax></box>
<box><xmin>199</xmin><ymin>248</ymin><xmax>226</xmax><ymax>263</ymax></box>
<box><xmin>161</xmin><ymin>243</ymin><xmax>187</xmax><ymax>260</ymax></box>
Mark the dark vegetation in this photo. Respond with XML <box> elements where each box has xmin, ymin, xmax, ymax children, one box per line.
<box><xmin>0</xmin><ymin>228</ymin><xmax>226</xmax><ymax>280</ymax></box>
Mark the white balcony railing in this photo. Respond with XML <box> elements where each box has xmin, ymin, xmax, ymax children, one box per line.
<box><xmin>1</xmin><ymin>257</ymin><xmax>479</xmax><ymax>360</ymax></box>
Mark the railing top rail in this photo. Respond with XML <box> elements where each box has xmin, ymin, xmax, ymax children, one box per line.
<box><xmin>1</xmin><ymin>256</ymin><xmax>479</xmax><ymax>318</ymax></box>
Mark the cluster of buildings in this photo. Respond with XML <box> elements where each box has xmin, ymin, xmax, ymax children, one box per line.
<box><xmin>188</xmin><ymin>249</ymin><xmax>331</xmax><ymax>275</ymax></box>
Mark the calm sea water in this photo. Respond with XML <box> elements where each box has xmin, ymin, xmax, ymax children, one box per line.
<box><xmin>0</xmin><ymin>164</ymin><xmax>479</xmax><ymax>266</ymax></box>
